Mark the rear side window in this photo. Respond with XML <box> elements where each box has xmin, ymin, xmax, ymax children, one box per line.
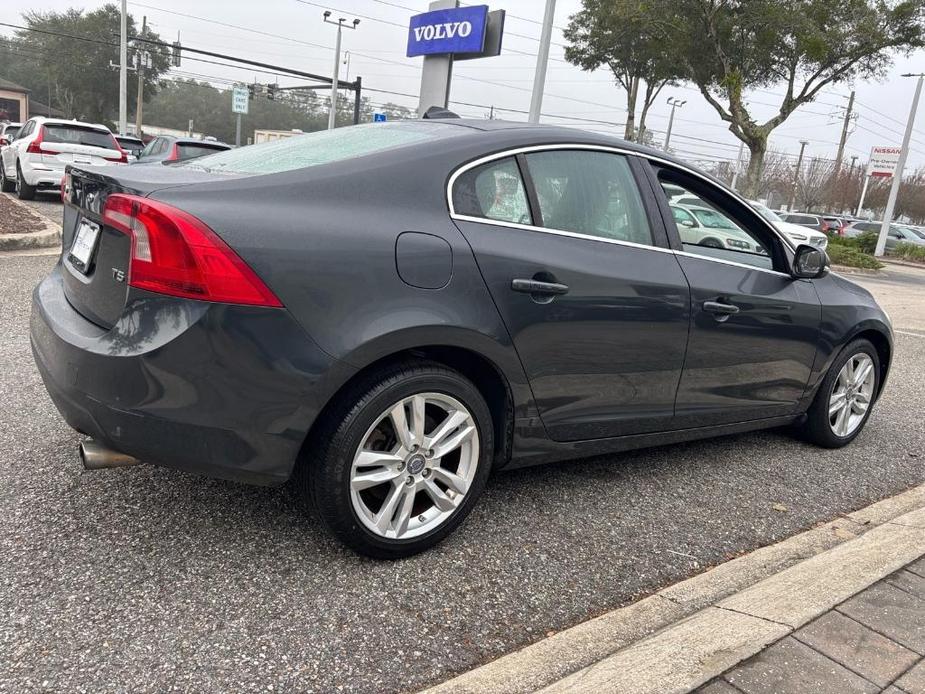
<box><xmin>175</xmin><ymin>143</ymin><xmax>229</xmax><ymax>160</ymax></box>
<box><xmin>4</xmin><ymin>126</ymin><xmax>20</xmax><ymax>139</ymax></box>
<box><xmin>525</xmin><ymin>150</ymin><xmax>653</xmax><ymax>246</ymax></box>
<box><xmin>43</xmin><ymin>124</ymin><xmax>116</xmax><ymax>150</ymax></box>
<box><xmin>452</xmin><ymin>157</ymin><xmax>532</xmax><ymax>225</ymax></box>
<box><xmin>184</xmin><ymin>122</ymin><xmax>463</xmax><ymax>174</ymax></box>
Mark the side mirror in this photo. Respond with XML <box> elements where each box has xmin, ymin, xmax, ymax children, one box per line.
<box><xmin>681</xmin><ymin>219</ymin><xmax>696</xmax><ymax>228</ymax></box>
<box><xmin>792</xmin><ymin>244</ymin><xmax>827</xmax><ymax>279</ymax></box>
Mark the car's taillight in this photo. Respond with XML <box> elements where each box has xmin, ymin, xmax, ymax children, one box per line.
<box><xmin>0</xmin><ymin>138</ymin><xmax>8</xmax><ymax>146</ymax></box>
<box><xmin>26</xmin><ymin>126</ymin><xmax>45</xmax><ymax>154</ymax></box>
<box><xmin>107</xmin><ymin>136</ymin><xmax>129</xmax><ymax>163</ymax></box>
<box><xmin>101</xmin><ymin>194</ymin><xmax>282</xmax><ymax>307</ymax></box>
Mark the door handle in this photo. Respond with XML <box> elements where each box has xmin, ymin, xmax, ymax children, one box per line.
<box><xmin>511</xmin><ymin>279</ymin><xmax>570</xmax><ymax>296</ymax></box>
<box><xmin>703</xmin><ymin>300</ymin><xmax>740</xmax><ymax>321</ymax></box>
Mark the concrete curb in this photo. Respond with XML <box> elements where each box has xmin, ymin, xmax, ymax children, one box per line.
<box><xmin>420</xmin><ymin>484</ymin><xmax>925</xmax><ymax>694</ymax></box>
<box><xmin>0</xmin><ymin>194</ymin><xmax>61</xmax><ymax>251</ymax></box>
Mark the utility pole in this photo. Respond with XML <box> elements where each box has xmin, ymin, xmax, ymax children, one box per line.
<box><xmin>528</xmin><ymin>0</ymin><xmax>556</xmax><ymax>124</ymax></box>
<box><xmin>134</xmin><ymin>16</ymin><xmax>146</xmax><ymax>137</ymax></box>
<box><xmin>730</xmin><ymin>141</ymin><xmax>746</xmax><ymax>190</ymax></box>
<box><xmin>323</xmin><ymin>12</ymin><xmax>359</xmax><ymax>130</ymax></box>
<box><xmin>787</xmin><ymin>140</ymin><xmax>809</xmax><ymax>212</ymax></box>
<box><xmin>663</xmin><ymin>97</ymin><xmax>686</xmax><ymax>151</ymax></box>
<box><xmin>875</xmin><ymin>73</ymin><xmax>924</xmax><ymax>257</ymax></box>
<box><xmin>833</xmin><ymin>90</ymin><xmax>855</xmax><ymax>177</ymax></box>
<box><xmin>118</xmin><ymin>0</ymin><xmax>128</xmax><ymax>135</ymax></box>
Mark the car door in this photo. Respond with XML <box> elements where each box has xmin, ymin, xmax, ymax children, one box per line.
<box><xmin>450</xmin><ymin>148</ymin><xmax>691</xmax><ymax>441</ymax></box>
<box><xmin>2</xmin><ymin>119</ymin><xmax>29</xmax><ymax>175</ymax></box>
<box><xmin>647</xmin><ymin>163</ymin><xmax>822</xmax><ymax>427</ymax></box>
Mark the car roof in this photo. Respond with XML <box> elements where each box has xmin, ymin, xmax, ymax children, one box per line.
<box><xmin>28</xmin><ymin>116</ymin><xmax>111</xmax><ymax>132</ymax></box>
<box><xmin>419</xmin><ymin>118</ymin><xmax>703</xmax><ymax>171</ymax></box>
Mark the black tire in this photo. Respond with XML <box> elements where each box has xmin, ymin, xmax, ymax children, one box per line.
<box><xmin>0</xmin><ymin>165</ymin><xmax>13</xmax><ymax>193</ymax></box>
<box><xmin>16</xmin><ymin>164</ymin><xmax>36</xmax><ymax>200</ymax></box>
<box><xmin>800</xmin><ymin>338</ymin><xmax>880</xmax><ymax>448</ymax></box>
<box><xmin>300</xmin><ymin>360</ymin><xmax>494</xmax><ymax>559</ymax></box>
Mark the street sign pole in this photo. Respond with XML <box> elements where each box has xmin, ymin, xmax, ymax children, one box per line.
<box><xmin>235</xmin><ymin>113</ymin><xmax>242</xmax><ymax>147</ymax></box>
<box><xmin>856</xmin><ymin>174</ymin><xmax>871</xmax><ymax>218</ymax></box>
<box><xmin>118</xmin><ymin>0</ymin><xmax>128</xmax><ymax>135</ymax></box>
<box><xmin>528</xmin><ymin>0</ymin><xmax>556</xmax><ymax>124</ymax></box>
<box><xmin>875</xmin><ymin>73</ymin><xmax>924</xmax><ymax>257</ymax></box>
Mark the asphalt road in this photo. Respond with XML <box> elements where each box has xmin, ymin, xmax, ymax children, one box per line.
<box><xmin>1</xmin><ymin>253</ymin><xmax>923</xmax><ymax>693</ymax></box>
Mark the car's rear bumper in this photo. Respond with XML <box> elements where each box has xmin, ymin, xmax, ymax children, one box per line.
<box><xmin>31</xmin><ymin>265</ymin><xmax>342</xmax><ymax>485</ymax></box>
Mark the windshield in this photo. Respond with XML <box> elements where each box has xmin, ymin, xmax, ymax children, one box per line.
<box><xmin>43</xmin><ymin>123</ymin><xmax>117</xmax><ymax>150</ymax></box>
<box><xmin>4</xmin><ymin>126</ymin><xmax>20</xmax><ymax>140</ymax></box>
<box><xmin>184</xmin><ymin>122</ymin><xmax>464</xmax><ymax>174</ymax></box>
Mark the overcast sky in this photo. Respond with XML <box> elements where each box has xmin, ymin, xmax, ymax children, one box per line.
<box><xmin>3</xmin><ymin>0</ymin><xmax>924</xmax><ymax>171</ymax></box>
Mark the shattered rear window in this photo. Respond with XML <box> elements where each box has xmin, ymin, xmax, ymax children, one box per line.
<box><xmin>183</xmin><ymin>122</ymin><xmax>463</xmax><ymax>175</ymax></box>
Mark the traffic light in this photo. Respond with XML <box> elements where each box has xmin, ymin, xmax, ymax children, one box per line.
<box><xmin>267</xmin><ymin>84</ymin><xmax>278</xmax><ymax>101</ymax></box>
<box><xmin>247</xmin><ymin>83</ymin><xmax>255</xmax><ymax>100</ymax></box>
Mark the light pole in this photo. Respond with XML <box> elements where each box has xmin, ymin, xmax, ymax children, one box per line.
<box><xmin>528</xmin><ymin>0</ymin><xmax>556</xmax><ymax>124</ymax></box>
<box><xmin>787</xmin><ymin>140</ymin><xmax>810</xmax><ymax>212</ymax></box>
<box><xmin>663</xmin><ymin>97</ymin><xmax>686</xmax><ymax>151</ymax></box>
<box><xmin>323</xmin><ymin>12</ymin><xmax>359</xmax><ymax>131</ymax></box>
<box><xmin>118</xmin><ymin>0</ymin><xmax>127</xmax><ymax>135</ymax></box>
<box><xmin>875</xmin><ymin>73</ymin><xmax>923</xmax><ymax>257</ymax></box>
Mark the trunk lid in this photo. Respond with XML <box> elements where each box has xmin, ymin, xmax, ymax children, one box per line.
<box><xmin>60</xmin><ymin>164</ymin><xmax>240</xmax><ymax>328</ymax></box>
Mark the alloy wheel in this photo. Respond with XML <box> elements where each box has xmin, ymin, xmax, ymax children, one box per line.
<box><xmin>828</xmin><ymin>353</ymin><xmax>875</xmax><ymax>437</ymax></box>
<box><xmin>350</xmin><ymin>392</ymin><xmax>479</xmax><ymax>540</ymax></box>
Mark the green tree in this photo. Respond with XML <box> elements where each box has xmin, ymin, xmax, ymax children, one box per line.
<box><xmin>664</xmin><ymin>0</ymin><xmax>925</xmax><ymax>197</ymax></box>
<box><xmin>564</xmin><ymin>0</ymin><xmax>683</xmax><ymax>141</ymax></box>
<box><xmin>2</xmin><ymin>5</ymin><xmax>170</xmax><ymax>127</ymax></box>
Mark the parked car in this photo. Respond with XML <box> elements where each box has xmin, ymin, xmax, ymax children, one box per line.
<box><xmin>0</xmin><ymin>121</ymin><xmax>22</xmax><ymax>147</ymax></box>
<box><xmin>115</xmin><ymin>135</ymin><xmax>145</xmax><ymax>162</ymax></box>
<box><xmin>821</xmin><ymin>215</ymin><xmax>847</xmax><ymax>236</ymax></box>
<box><xmin>670</xmin><ymin>204</ymin><xmax>766</xmax><ymax>254</ymax></box>
<box><xmin>845</xmin><ymin>220</ymin><xmax>925</xmax><ymax>252</ymax></box>
<box><xmin>33</xmin><ymin>121</ymin><xmax>893</xmax><ymax>558</ymax></box>
<box><xmin>780</xmin><ymin>212</ymin><xmax>828</xmax><ymax>234</ymax></box>
<box><xmin>135</xmin><ymin>135</ymin><xmax>231</xmax><ymax>164</ymax></box>
<box><xmin>0</xmin><ymin>117</ymin><xmax>127</xmax><ymax>199</ymax></box>
<box><xmin>748</xmin><ymin>201</ymin><xmax>828</xmax><ymax>251</ymax></box>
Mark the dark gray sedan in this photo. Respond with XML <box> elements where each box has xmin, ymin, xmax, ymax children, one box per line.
<box><xmin>32</xmin><ymin>120</ymin><xmax>892</xmax><ymax>557</ymax></box>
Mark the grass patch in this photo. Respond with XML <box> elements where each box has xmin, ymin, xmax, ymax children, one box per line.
<box><xmin>826</xmin><ymin>244</ymin><xmax>884</xmax><ymax>270</ymax></box>
<box><xmin>892</xmin><ymin>242</ymin><xmax>925</xmax><ymax>263</ymax></box>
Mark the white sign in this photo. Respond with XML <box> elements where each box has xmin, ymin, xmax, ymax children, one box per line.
<box><xmin>867</xmin><ymin>146</ymin><xmax>901</xmax><ymax>178</ymax></box>
<box><xmin>232</xmin><ymin>87</ymin><xmax>249</xmax><ymax>115</ymax></box>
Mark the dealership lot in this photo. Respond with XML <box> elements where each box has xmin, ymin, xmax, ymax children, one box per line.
<box><xmin>1</xmin><ymin>252</ymin><xmax>923</xmax><ymax>693</ymax></box>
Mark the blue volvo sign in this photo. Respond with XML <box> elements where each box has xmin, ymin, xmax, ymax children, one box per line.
<box><xmin>407</xmin><ymin>5</ymin><xmax>489</xmax><ymax>57</ymax></box>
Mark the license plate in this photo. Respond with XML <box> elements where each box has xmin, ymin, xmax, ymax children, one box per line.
<box><xmin>69</xmin><ymin>219</ymin><xmax>100</xmax><ymax>272</ymax></box>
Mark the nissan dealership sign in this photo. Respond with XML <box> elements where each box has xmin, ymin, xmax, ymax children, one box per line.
<box><xmin>407</xmin><ymin>5</ymin><xmax>489</xmax><ymax>57</ymax></box>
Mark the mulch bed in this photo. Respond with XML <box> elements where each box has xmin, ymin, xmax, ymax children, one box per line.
<box><xmin>0</xmin><ymin>194</ymin><xmax>46</xmax><ymax>235</ymax></box>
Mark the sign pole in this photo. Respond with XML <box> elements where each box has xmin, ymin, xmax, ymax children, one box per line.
<box><xmin>875</xmin><ymin>73</ymin><xmax>923</xmax><ymax>257</ymax></box>
<box><xmin>856</xmin><ymin>174</ymin><xmax>871</xmax><ymax>218</ymax></box>
<box><xmin>235</xmin><ymin>113</ymin><xmax>242</xmax><ymax>147</ymax></box>
<box><xmin>528</xmin><ymin>0</ymin><xmax>556</xmax><ymax>124</ymax></box>
<box><xmin>416</xmin><ymin>0</ymin><xmax>459</xmax><ymax>117</ymax></box>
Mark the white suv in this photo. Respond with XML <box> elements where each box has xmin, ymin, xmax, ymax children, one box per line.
<box><xmin>0</xmin><ymin>117</ymin><xmax>126</xmax><ymax>199</ymax></box>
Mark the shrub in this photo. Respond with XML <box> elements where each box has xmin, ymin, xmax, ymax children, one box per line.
<box><xmin>892</xmin><ymin>242</ymin><xmax>925</xmax><ymax>263</ymax></box>
<box><xmin>855</xmin><ymin>231</ymin><xmax>879</xmax><ymax>255</ymax></box>
<box><xmin>826</xmin><ymin>245</ymin><xmax>884</xmax><ymax>270</ymax></box>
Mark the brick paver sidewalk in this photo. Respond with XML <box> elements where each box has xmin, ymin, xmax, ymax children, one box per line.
<box><xmin>699</xmin><ymin>557</ymin><xmax>925</xmax><ymax>694</ymax></box>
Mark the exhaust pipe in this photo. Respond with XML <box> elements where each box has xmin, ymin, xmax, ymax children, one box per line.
<box><xmin>79</xmin><ymin>440</ymin><xmax>141</xmax><ymax>470</ymax></box>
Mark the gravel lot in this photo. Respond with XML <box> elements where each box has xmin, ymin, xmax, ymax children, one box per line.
<box><xmin>1</xmin><ymin>253</ymin><xmax>923</xmax><ymax>693</ymax></box>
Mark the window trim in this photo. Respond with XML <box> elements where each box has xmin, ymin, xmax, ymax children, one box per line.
<box><xmin>447</xmin><ymin>143</ymin><xmax>796</xmax><ymax>264</ymax></box>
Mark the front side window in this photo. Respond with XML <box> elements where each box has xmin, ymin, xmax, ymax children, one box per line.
<box><xmin>524</xmin><ymin>150</ymin><xmax>653</xmax><ymax>246</ymax></box>
<box><xmin>659</xmin><ymin>175</ymin><xmax>773</xmax><ymax>269</ymax></box>
<box><xmin>452</xmin><ymin>157</ymin><xmax>532</xmax><ymax>225</ymax></box>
